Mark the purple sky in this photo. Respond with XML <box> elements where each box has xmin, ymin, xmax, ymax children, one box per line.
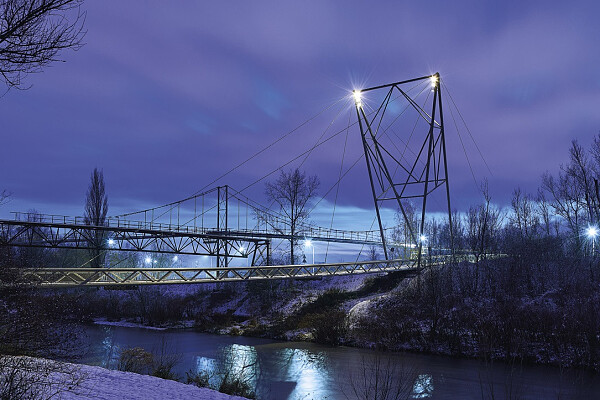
<box><xmin>1</xmin><ymin>0</ymin><xmax>599</xmax><ymax>228</ymax></box>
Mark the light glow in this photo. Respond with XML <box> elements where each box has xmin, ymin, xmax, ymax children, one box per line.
<box><xmin>173</xmin><ymin>256</ymin><xmax>178</xmax><ymax>262</ymax></box>
<box><xmin>239</xmin><ymin>246</ymin><xmax>245</xmax><ymax>253</ymax></box>
<box><xmin>420</xmin><ymin>235</ymin><xmax>428</xmax><ymax>243</ymax></box>
<box><xmin>586</xmin><ymin>226</ymin><xmax>599</xmax><ymax>239</ymax></box>
<box><xmin>430</xmin><ymin>75</ymin><xmax>438</xmax><ymax>88</ymax></box>
<box><xmin>107</xmin><ymin>239</ymin><xmax>115</xmax><ymax>246</ymax></box>
<box><xmin>304</xmin><ymin>239</ymin><xmax>312</xmax><ymax>248</ymax></box>
<box><xmin>145</xmin><ymin>256</ymin><xmax>152</xmax><ymax>264</ymax></box>
<box><xmin>353</xmin><ymin>90</ymin><xmax>362</xmax><ymax>108</ymax></box>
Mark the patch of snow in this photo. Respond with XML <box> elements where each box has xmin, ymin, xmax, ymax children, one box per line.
<box><xmin>5</xmin><ymin>356</ymin><xmax>249</xmax><ymax>400</ymax></box>
<box><xmin>93</xmin><ymin>318</ymin><xmax>167</xmax><ymax>331</ymax></box>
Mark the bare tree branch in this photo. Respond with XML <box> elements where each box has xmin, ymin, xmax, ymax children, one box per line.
<box><xmin>0</xmin><ymin>0</ymin><xmax>86</xmax><ymax>90</ymax></box>
<box><xmin>265</xmin><ymin>168</ymin><xmax>319</xmax><ymax>264</ymax></box>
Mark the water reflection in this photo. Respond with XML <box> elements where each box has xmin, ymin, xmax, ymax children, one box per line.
<box><xmin>99</xmin><ymin>326</ymin><xmax>119</xmax><ymax>368</ymax></box>
<box><xmin>413</xmin><ymin>374</ymin><xmax>434</xmax><ymax>398</ymax></box>
<box><xmin>81</xmin><ymin>325</ymin><xmax>600</xmax><ymax>400</ymax></box>
<box><xmin>276</xmin><ymin>348</ymin><xmax>330</xmax><ymax>399</ymax></box>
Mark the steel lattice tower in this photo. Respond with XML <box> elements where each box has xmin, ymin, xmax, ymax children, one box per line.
<box><xmin>353</xmin><ymin>73</ymin><xmax>453</xmax><ymax>265</ymax></box>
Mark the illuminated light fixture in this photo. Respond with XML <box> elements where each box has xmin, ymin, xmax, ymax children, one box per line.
<box><xmin>586</xmin><ymin>226</ymin><xmax>598</xmax><ymax>238</ymax></box>
<box><xmin>353</xmin><ymin>90</ymin><xmax>362</xmax><ymax>108</ymax></box>
<box><xmin>145</xmin><ymin>256</ymin><xmax>152</xmax><ymax>264</ymax></box>
<box><xmin>108</xmin><ymin>239</ymin><xmax>115</xmax><ymax>246</ymax></box>
<box><xmin>419</xmin><ymin>235</ymin><xmax>428</xmax><ymax>243</ymax></box>
<box><xmin>587</xmin><ymin>225</ymin><xmax>598</xmax><ymax>255</ymax></box>
<box><xmin>173</xmin><ymin>256</ymin><xmax>178</xmax><ymax>262</ymax></box>
<box><xmin>239</xmin><ymin>246</ymin><xmax>245</xmax><ymax>253</ymax></box>
<box><xmin>304</xmin><ymin>239</ymin><xmax>312</xmax><ymax>248</ymax></box>
<box><xmin>430</xmin><ymin>75</ymin><xmax>438</xmax><ymax>88</ymax></box>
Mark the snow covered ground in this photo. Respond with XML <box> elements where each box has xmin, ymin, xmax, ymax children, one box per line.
<box><xmin>4</xmin><ymin>357</ymin><xmax>248</xmax><ymax>400</ymax></box>
<box><xmin>93</xmin><ymin>318</ymin><xmax>168</xmax><ymax>331</ymax></box>
<box><xmin>61</xmin><ymin>364</ymin><xmax>249</xmax><ymax>399</ymax></box>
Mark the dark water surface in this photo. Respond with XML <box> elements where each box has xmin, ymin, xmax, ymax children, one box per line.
<box><xmin>81</xmin><ymin>324</ymin><xmax>600</xmax><ymax>399</ymax></box>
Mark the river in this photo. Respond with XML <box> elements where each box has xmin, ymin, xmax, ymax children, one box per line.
<box><xmin>80</xmin><ymin>324</ymin><xmax>600</xmax><ymax>399</ymax></box>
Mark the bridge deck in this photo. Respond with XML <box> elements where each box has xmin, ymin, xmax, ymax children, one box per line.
<box><xmin>17</xmin><ymin>259</ymin><xmax>419</xmax><ymax>287</ymax></box>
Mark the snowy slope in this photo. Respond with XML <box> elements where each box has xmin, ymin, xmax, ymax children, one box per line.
<box><xmin>6</xmin><ymin>357</ymin><xmax>248</xmax><ymax>400</ymax></box>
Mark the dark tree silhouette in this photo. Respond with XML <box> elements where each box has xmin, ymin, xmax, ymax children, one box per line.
<box><xmin>84</xmin><ymin>168</ymin><xmax>108</xmax><ymax>268</ymax></box>
<box><xmin>265</xmin><ymin>168</ymin><xmax>319</xmax><ymax>264</ymax></box>
<box><xmin>0</xmin><ymin>189</ymin><xmax>9</xmax><ymax>206</ymax></box>
<box><xmin>0</xmin><ymin>0</ymin><xmax>86</xmax><ymax>90</ymax></box>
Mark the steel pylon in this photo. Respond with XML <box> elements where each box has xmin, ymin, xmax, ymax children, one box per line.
<box><xmin>353</xmin><ymin>73</ymin><xmax>454</xmax><ymax>267</ymax></box>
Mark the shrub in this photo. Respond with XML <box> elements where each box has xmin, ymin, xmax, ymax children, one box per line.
<box><xmin>218</xmin><ymin>372</ymin><xmax>256</xmax><ymax>399</ymax></box>
<box><xmin>0</xmin><ymin>356</ymin><xmax>86</xmax><ymax>400</ymax></box>
<box><xmin>117</xmin><ymin>347</ymin><xmax>153</xmax><ymax>375</ymax></box>
<box><xmin>185</xmin><ymin>370</ymin><xmax>211</xmax><ymax>388</ymax></box>
<box><xmin>300</xmin><ymin>308</ymin><xmax>348</xmax><ymax>345</ymax></box>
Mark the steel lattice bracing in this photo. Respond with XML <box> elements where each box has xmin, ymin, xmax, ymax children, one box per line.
<box><xmin>12</xmin><ymin>254</ymin><xmax>482</xmax><ymax>287</ymax></box>
<box><xmin>18</xmin><ymin>259</ymin><xmax>419</xmax><ymax>287</ymax></box>
<box><xmin>0</xmin><ymin>215</ymin><xmax>383</xmax><ymax>252</ymax></box>
<box><xmin>353</xmin><ymin>73</ymin><xmax>453</xmax><ymax>264</ymax></box>
<box><xmin>0</xmin><ymin>207</ymin><xmax>386</xmax><ymax>273</ymax></box>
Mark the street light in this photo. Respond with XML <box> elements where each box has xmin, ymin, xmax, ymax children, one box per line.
<box><xmin>430</xmin><ymin>74</ymin><xmax>438</xmax><ymax>88</ymax></box>
<box><xmin>353</xmin><ymin>90</ymin><xmax>362</xmax><ymax>108</ymax></box>
<box><xmin>586</xmin><ymin>225</ymin><xmax>598</xmax><ymax>254</ymax></box>
<box><xmin>419</xmin><ymin>235</ymin><xmax>428</xmax><ymax>257</ymax></box>
<box><xmin>304</xmin><ymin>240</ymin><xmax>314</xmax><ymax>264</ymax></box>
<box><xmin>304</xmin><ymin>239</ymin><xmax>315</xmax><ymax>275</ymax></box>
<box><xmin>239</xmin><ymin>246</ymin><xmax>248</xmax><ymax>267</ymax></box>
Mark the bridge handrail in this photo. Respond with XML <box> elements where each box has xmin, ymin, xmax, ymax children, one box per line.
<box><xmin>21</xmin><ymin>257</ymin><xmax>415</xmax><ymax>272</ymax></box>
<box><xmin>8</xmin><ymin>211</ymin><xmax>384</xmax><ymax>242</ymax></box>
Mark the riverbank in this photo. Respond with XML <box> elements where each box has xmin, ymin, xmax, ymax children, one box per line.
<box><xmin>1</xmin><ymin>356</ymin><xmax>249</xmax><ymax>399</ymax></box>
<box><xmin>79</xmin><ymin>324</ymin><xmax>600</xmax><ymax>400</ymax></box>
<box><xmin>43</xmin><ymin>256</ymin><xmax>600</xmax><ymax>372</ymax></box>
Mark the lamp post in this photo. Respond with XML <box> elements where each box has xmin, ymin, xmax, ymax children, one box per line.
<box><xmin>239</xmin><ymin>246</ymin><xmax>248</xmax><ymax>267</ymax></box>
<box><xmin>106</xmin><ymin>238</ymin><xmax>115</xmax><ymax>268</ymax></box>
<box><xmin>305</xmin><ymin>239</ymin><xmax>315</xmax><ymax>275</ymax></box>
<box><xmin>586</xmin><ymin>226</ymin><xmax>598</xmax><ymax>255</ymax></box>
<box><xmin>419</xmin><ymin>235</ymin><xmax>428</xmax><ymax>257</ymax></box>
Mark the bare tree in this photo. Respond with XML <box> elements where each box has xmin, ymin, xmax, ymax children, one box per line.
<box><xmin>392</xmin><ymin>201</ymin><xmax>419</xmax><ymax>259</ymax></box>
<box><xmin>343</xmin><ymin>354</ymin><xmax>416</xmax><ymax>400</ymax></box>
<box><xmin>0</xmin><ymin>0</ymin><xmax>86</xmax><ymax>90</ymax></box>
<box><xmin>264</xmin><ymin>168</ymin><xmax>319</xmax><ymax>264</ymax></box>
<box><xmin>567</xmin><ymin>140</ymin><xmax>596</xmax><ymax>223</ymax></box>
<box><xmin>0</xmin><ymin>189</ymin><xmax>9</xmax><ymax>206</ymax></box>
<box><xmin>84</xmin><ymin>168</ymin><xmax>108</xmax><ymax>268</ymax></box>
<box><xmin>466</xmin><ymin>182</ymin><xmax>502</xmax><ymax>264</ymax></box>
<box><xmin>509</xmin><ymin>187</ymin><xmax>539</xmax><ymax>240</ymax></box>
<box><xmin>0</xmin><ymin>356</ymin><xmax>86</xmax><ymax>400</ymax></box>
<box><xmin>536</xmin><ymin>188</ymin><xmax>552</xmax><ymax>236</ymax></box>
<box><xmin>541</xmin><ymin>169</ymin><xmax>585</xmax><ymax>249</ymax></box>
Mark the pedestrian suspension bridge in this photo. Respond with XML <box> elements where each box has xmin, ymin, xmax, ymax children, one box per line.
<box><xmin>0</xmin><ymin>73</ymin><xmax>481</xmax><ymax>287</ymax></box>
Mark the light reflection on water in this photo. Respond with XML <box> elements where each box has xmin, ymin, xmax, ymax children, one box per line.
<box><xmin>82</xmin><ymin>325</ymin><xmax>600</xmax><ymax>400</ymax></box>
<box><xmin>275</xmin><ymin>348</ymin><xmax>330</xmax><ymax>399</ymax></box>
<box><xmin>413</xmin><ymin>374</ymin><xmax>434</xmax><ymax>398</ymax></box>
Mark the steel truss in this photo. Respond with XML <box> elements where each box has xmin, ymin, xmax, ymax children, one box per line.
<box><xmin>0</xmin><ymin>214</ymin><xmax>382</xmax><ymax>255</ymax></box>
<box><xmin>354</xmin><ymin>73</ymin><xmax>453</xmax><ymax>264</ymax></box>
<box><xmin>17</xmin><ymin>258</ymin><xmax>422</xmax><ymax>287</ymax></box>
<box><xmin>0</xmin><ymin>218</ymin><xmax>271</xmax><ymax>265</ymax></box>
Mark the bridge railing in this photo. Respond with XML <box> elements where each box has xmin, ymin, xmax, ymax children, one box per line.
<box><xmin>4</xmin><ymin>253</ymin><xmax>500</xmax><ymax>287</ymax></box>
<box><xmin>8</xmin><ymin>212</ymin><xmax>383</xmax><ymax>243</ymax></box>
<box><xmin>16</xmin><ymin>258</ymin><xmax>420</xmax><ymax>287</ymax></box>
